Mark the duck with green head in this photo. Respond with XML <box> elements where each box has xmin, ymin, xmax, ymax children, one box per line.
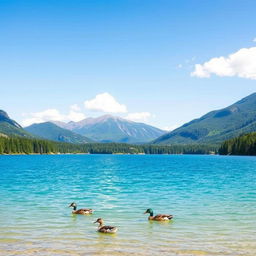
<box><xmin>69</xmin><ymin>202</ymin><xmax>93</xmax><ymax>215</ymax></box>
<box><xmin>144</xmin><ymin>208</ymin><xmax>173</xmax><ymax>221</ymax></box>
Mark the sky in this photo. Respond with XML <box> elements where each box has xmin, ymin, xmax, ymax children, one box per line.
<box><xmin>0</xmin><ymin>0</ymin><xmax>256</xmax><ymax>130</ymax></box>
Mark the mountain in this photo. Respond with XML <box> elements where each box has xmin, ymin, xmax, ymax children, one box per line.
<box><xmin>154</xmin><ymin>92</ymin><xmax>256</xmax><ymax>145</ymax></box>
<box><xmin>0</xmin><ymin>110</ymin><xmax>32</xmax><ymax>137</ymax></box>
<box><xmin>53</xmin><ymin>115</ymin><xmax>165</xmax><ymax>143</ymax></box>
<box><xmin>25</xmin><ymin>122</ymin><xmax>93</xmax><ymax>143</ymax></box>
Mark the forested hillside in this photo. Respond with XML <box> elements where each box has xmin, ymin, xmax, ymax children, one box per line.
<box><xmin>0</xmin><ymin>110</ymin><xmax>32</xmax><ymax>138</ymax></box>
<box><xmin>154</xmin><ymin>93</ymin><xmax>256</xmax><ymax>145</ymax></box>
<box><xmin>25</xmin><ymin>122</ymin><xmax>92</xmax><ymax>143</ymax></box>
<box><xmin>219</xmin><ymin>132</ymin><xmax>256</xmax><ymax>155</ymax></box>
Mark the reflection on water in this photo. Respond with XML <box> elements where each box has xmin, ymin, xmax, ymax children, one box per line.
<box><xmin>0</xmin><ymin>154</ymin><xmax>256</xmax><ymax>256</ymax></box>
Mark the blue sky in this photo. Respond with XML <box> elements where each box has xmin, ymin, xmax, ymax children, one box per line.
<box><xmin>0</xmin><ymin>0</ymin><xmax>256</xmax><ymax>129</ymax></box>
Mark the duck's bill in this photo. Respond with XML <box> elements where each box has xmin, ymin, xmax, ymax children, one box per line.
<box><xmin>143</xmin><ymin>211</ymin><xmax>147</xmax><ymax>214</ymax></box>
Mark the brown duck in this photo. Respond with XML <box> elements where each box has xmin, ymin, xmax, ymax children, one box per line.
<box><xmin>144</xmin><ymin>208</ymin><xmax>173</xmax><ymax>221</ymax></box>
<box><xmin>69</xmin><ymin>202</ymin><xmax>93</xmax><ymax>215</ymax></box>
<box><xmin>94</xmin><ymin>218</ymin><xmax>117</xmax><ymax>233</ymax></box>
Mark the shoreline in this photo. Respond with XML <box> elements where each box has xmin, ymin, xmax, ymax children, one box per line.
<box><xmin>0</xmin><ymin>152</ymin><xmax>220</xmax><ymax>156</ymax></box>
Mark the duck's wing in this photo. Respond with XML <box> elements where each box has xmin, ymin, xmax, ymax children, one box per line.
<box><xmin>75</xmin><ymin>208</ymin><xmax>93</xmax><ymax>214</ymax></box>
<box><xmin>81</xmin><ymin>208</ymin><xmax>93</xmax><ymax>212</ymax></box>
<box><xmin>99</xmin><ymin>225</ymin><xmax>117</xmax><ymax>233</ymax></box>
<box><xmin>154</xmin><ymin>214</ymin><xmax>173</xmax><ymax>220</ymax></box>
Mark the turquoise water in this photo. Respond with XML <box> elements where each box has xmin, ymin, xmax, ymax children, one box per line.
<box><xmin>0</xmin><ymin>154</ymin><xmax>255</xmax><ymax>256</ymax></box>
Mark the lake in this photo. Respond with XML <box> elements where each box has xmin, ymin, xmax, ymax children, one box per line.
<box><xmin>0</xmin><ymin>154</ymin><xmax>255</xmax><ymax>256</ymax></box>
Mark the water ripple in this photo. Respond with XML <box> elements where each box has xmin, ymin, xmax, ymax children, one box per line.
<box><xmin>0</xmin><ymin>155</ymin><xmax>255</xmax><ymax>255</ymax></box>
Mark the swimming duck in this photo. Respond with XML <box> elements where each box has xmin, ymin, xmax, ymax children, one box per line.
<box><xmin>69</xmin><ymin>202</ymin><xmax>93</xmax><ymax>215</ymax></box>
<box><xmin>144</xmin><ymin>208</ymin><xmax>173</xmax><ymax>221</ymax></box>
<box><xmin>94</xmin><ymin>218</ymin><xmax>118</xmax><ymax>234</ymax></box>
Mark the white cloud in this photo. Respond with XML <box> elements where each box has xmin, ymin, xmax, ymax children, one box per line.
<box><xmin>253</xmin><ymin>38</ymin><xmax>256</xmax><ymax>42</ymax></box>
<box><xmin>67</xmin><ymin>110</ymin><xmax>85</xmax><ymax>122</ymax></box>
<box><xmin>125</xmin><ymin>112</ymin><xmax>152</xmax><ymax>122</ymax></box>
<box><xmin>21</xmin><ymin>109</ymin><xmax>65</xmax><ymax>126</ymax></box>
<box><xmin>67</xmin><ymin>104</ymin><xmax>86</xmax><ymax>122</ymax></box>
<box><xmin>21</xmin><ymin>95</ymin><xmax>154</xmax><ymax>126</ymax></box>
<box><xmin>84</xmin><ymin>93</ymin><xmax>127</xmax><ymax>113</ymax></box>
<box><xmin>191</xmin><ymin>47</ymin><xmax>256</xmax><ymax>80</ymax></box>
<box><xmin>21</xmin><ymin>105</ymin><xmax>86</xmax><ymax>126</ymax></box>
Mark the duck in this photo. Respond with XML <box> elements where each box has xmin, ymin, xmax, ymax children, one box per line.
<box><xmin>69</xmin><ymin>202</ymin><xmax>93</xmax><ymax>215</ymax></box>
<box><xmin>144</xmin><ymin>208</ymin><xmax>173</xmax><ymax>221</ymax></box>
<box><xmin>94</xmin><ymin>218</ymin><xmax>118</xmax><ymax>234</ymax></box>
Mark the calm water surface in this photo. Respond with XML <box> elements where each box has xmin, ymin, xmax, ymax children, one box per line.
<box><xmin>0</xmin><ymin>154</ymin><xmax>255</xmax><ymax>256</ymax></box>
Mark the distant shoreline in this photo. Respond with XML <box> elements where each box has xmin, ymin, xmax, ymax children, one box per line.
<box><xmin>0</xmin><ymin>152</ymin><xmax>219</xmax><ymax>156</ymax></box>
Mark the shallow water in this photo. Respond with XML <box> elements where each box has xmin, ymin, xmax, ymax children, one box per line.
<box><xmin>0</xmin><ymin>154</ymin><xmax>255</xmax><ymax>255</ymax></box>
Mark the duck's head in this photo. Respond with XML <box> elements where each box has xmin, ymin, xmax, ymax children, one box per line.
<box><xmin>144</xmin><ymin>208</ymin><xmax>153</xmax><ymax>215</ymax></box>
<box><xmin>69</xmin><ymin>202</ymin><xmax>77</xmax><ymax>208</ymax></box>
<box><xmin>94</xmin><ymin>218</ymin><xmax>104</xmax><ymax>225</ymax></box>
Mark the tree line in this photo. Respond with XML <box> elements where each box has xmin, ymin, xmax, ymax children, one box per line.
<box><xmin>0</xmin><ymin>136</ymin><xmax>218</xmax><ymax>155</ymax></box>
<box><xmin>219</xmin><ymin>132</ymin><xmax>256</xmax><ymax>155</ymax></box>
<box><xmin>0</xmin><ymin>137</ymin><xmax>56</xmax><ymax>154</ymax></box>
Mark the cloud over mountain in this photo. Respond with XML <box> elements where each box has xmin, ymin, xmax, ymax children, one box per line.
<box><xmin>84</xmin><ymin>93</ymin><xmax>127</xmax><ymax>113</ymax></box>
<box><xmin>22</xmin><ymin>107</ymin><xmax>86</xmax><ymax>127</ymax></box>
<box><xmin>21</xmin><ymin>93</ymin><xmax>155</xmax><ymax>127</ymax></box>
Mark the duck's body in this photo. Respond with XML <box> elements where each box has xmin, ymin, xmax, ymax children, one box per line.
<box><xmin>148</xmin><ymin>214</ymin><xmax>173</xmax><ymax>221</ymax></box>
<box><xmin>73</xmin><ymin>208</ymin><xmax>93</xmax><ymax>215</ymax></box>
<box><xmin>94</xmin><ymin>218</ymin><xmax>117</xmax><ymax>234</ymax></box>
<box><xmin>98</xmin><ymin>225</ymin><xmax>118</xmax><ymax>233</ymax></box>
<box><xmin>69</xmin><ymin>202</ymin><xmax>93</xmax><ymax>215</ymax></box>
<box><xmin>144</xmin><ymin>208</ymin><xmax>173</xmax><ymax>221</ymax></box>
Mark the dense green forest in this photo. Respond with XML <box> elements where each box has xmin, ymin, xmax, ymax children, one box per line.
<box><xmin>0</xmin><ymin>137</ymin><xmax>56</xmax><ymax>154</ymax></box>
<box><xmin>219</xmin><ymin>132</ymin><xmax>256</xmax><ymax>155</ymax></box>
<box><xmin>0</xmin><ymin>136</ymin><xmax>218</xmax><ymax>155</ymax></box>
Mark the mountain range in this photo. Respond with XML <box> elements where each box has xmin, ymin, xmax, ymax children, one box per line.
<box><xmin>0</xmin><ymin>110</ymin><xmax>165</xmax><ymax>144</ymax></box>
<box><xmin>2</xmin><ymin>92</ymin><xmax>256</xmax><ymax>145</ymax></box>
<box><xmin>52</xmin><ymin>115</ymin><xmax>165</xmax><ymax>143</ymax></box>
<box><xmin>154</xmin><ymin>92</ymin><xmax>256</xmax><ymax>144</ymax></box>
